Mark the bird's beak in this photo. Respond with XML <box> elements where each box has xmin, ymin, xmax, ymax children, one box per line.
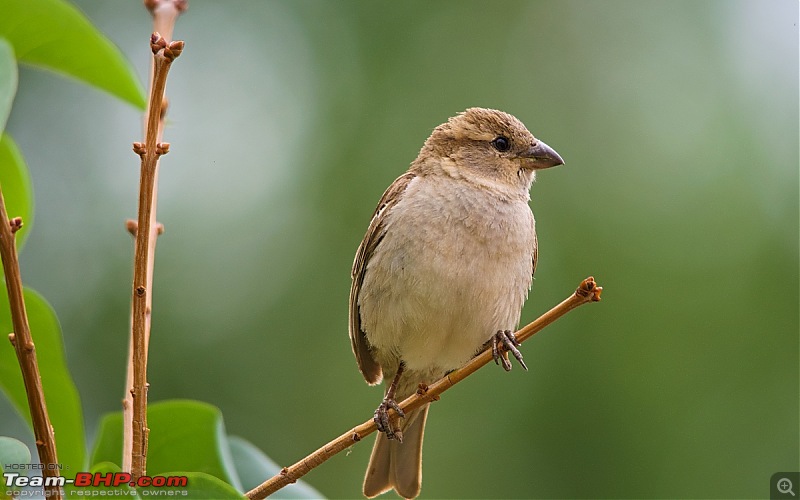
<box><xmin>520</xmin><ymin>140</ymin><xmax>564</xmax><ymax>169</ymax></box>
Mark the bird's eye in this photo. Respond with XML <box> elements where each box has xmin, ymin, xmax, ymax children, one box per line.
<box><xmin>491</xmin><ymin>136</ymin><xmax>510</xmax><ymax>152</ymax></box>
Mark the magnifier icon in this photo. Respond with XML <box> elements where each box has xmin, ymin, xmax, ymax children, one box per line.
<box><xmin>778</xmin><ymin>478</ymin><xmax>796</xmax><ymax>497</ymax></box>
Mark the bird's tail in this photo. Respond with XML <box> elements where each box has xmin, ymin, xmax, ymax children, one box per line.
<box><xmin>363</xmin><ymin>404</ymin><xmax>429</xmax><ymax>499</ymax></box>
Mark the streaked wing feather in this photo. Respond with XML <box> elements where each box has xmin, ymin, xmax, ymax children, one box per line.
<box><xmin>349</xmin><ymin>172</ymin><xmax>416</xmax><ymax>385</ymax></box>
<box><xmin>532</xmin><ymin>228</ymin><xmax>538</xmax><ymax>277</ymax></box>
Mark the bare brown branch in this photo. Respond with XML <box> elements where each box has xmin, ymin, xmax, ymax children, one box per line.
<box><xmin>124</xmin><ymin>27</ymin><xmax>184</xmax><ymax>480</ymax></box>
<box><xmin>0</xmin><ymin>189</ymin><xmax>62</xmax><ymax>499</ymax></box>
<box><xmin>123</xmin><ymin>1</ymin><xmax>186</xmax><ymax>476</ymax></box>
<box><xmin>245</xmin><ymin>277</ymin><xmax>603</xmax><ymax>499</ymax></box>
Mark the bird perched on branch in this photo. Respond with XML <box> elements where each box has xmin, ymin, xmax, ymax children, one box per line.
<box><xmin>349</xmin><ymin>107</ymin><xmax>563</xmax><ymax>499</ymax></box>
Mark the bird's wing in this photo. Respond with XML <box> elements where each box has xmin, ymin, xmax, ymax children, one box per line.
<box><xmin>532</xmin><ymin>227</ymin><xmax>538</xmax><ymax>278</ymax></box>
<box><xmin>349</xmin><ymin>172</ymin><xmax>416</xmax><ymax>385</ymax></box>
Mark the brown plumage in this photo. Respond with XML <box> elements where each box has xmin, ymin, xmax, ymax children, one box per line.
<box><xmin>349</xmin><ymin>108</ymin><xmax>563</xmax><ymax>498</ymax></box>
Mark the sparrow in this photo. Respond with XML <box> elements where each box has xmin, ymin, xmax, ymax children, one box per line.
<box><xmin>349</xmin><ymin>107</ymin><xmax>563</xmax><ymax>499</ymax></box>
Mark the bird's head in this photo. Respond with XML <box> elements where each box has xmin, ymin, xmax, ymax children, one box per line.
<box><xmin>414</xmin><ymin>107</ymin><xmax>563</xmax><ymax>194</ymax></box>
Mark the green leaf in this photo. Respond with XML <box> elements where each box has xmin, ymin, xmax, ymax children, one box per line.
<box><xmin>0</xmin><ymin>436</ymin><xmax>31</xmax><ymax>473</ymax></box>
<box><xmin>92</xmin><ymin>400</ymin><xmax>243</xmax><ymax>491</ymax></box>
<box><xmin>0</xmin><ymin>288</ymin><xmax>85</xmax><ymax>474</ymax></box>
<box><xmin>0</xmin><ymin>38</ymin><xmax>17</xmax><ymax>133</ymax></box>
<box><xmin>0</xmin><ymin>133</ymin><xmax>33</xmax><ymax>248</ymax></box>
<box><xmin>90</xmin><ymin>413</ymin><xmax>123</xmax><ymax>467</ymax></box>
<box><xmin>0</xmin><ymin>0</ymin><xmax>146</xmax><ymax>109</ymax></box>
<box><xmin>89</xmin><ymin>461</ymin><xmax>122</xmax><ymax>473</ymax></box>
<box><xmin>138</xmin><ymin>471</ymin><xmax>243</xmax><ymax>499</ymax></box>
<box><xmin>228</xmin><ymin>436</ymin><xmax>325</xmax><ymax>499</ymax></box>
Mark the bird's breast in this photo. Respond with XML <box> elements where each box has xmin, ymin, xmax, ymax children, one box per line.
<box><xmin>359</xmin><ymin>176</ymin><xmax>536</xmax><ymax>373</ymax></box>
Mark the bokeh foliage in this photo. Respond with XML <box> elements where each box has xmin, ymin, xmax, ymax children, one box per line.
<box><xmin>1</xmin><ymin>1</ymin><xmax>797</xmax><ymax>498</ymax></box>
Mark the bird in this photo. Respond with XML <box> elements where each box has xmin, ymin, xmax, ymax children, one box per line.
<box><xmin>349</xmin><ymin>107</ymin><xmax>563</xmax><ymax>499</ymax></box>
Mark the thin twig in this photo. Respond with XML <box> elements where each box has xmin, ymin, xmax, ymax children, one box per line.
<box><xmin>125</xmin><ymin>28</ymin><xmax>184</xmax><ymax>480</ymax></box>
<box><xmin>245</xmin><ymin>276</ymin><xmax>603</xmax><ymax>499</ymax></box>
<box><xmin>0</xmin><ymin>193</ymin><xmax>62</xmax><ymax>499</ymax></box>
<box><xmin>122</xmin><ymin>0</ymin><xmax>186</xmax><ymax>475</ymax></box>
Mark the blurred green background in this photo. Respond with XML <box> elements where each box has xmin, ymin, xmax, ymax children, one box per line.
<box><xmin>1</xmin><ymin>0</ymin><xmax>797</xmax><ymax>498</ymax></box>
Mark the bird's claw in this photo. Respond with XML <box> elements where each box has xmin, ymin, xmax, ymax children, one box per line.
<box><xmin>492</xmin><ymin>330</ymin><xmax>527</xmax><ymax>372</ymax></box>
<box><xmin>374</xmin><ymin>397</ymin><xmax>405</xmax><ymax>442</ymax></box>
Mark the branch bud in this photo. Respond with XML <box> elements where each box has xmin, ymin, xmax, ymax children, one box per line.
<box><xmin>132</xmin><ymin>142</ymin><xmax>146</xmax><ymax>157</ymax></box>
<box><xmin>9</xmin><ymin>217</ymin><xmax>23</xmax><ymax>233</ymax></box>
<box><xmin>150</xmin><ymin>33</ymin><xmax>167</xmax><ymax>54</ymax></box>
<box><xmin>163</xmin><ymin>40</ymin><xmax>185</xmax><ymax>61</ymax></box>
<box><xmin>126</xmin><ymin>220</ymin><xmax>138</xmax><ymax>236</ymax></box>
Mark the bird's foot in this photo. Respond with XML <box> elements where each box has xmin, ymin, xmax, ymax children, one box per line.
<box><xmin>374</xmin><ymin>397</ymin><xmax>405</xmax><ymax>442</ymax></box>
<box><xmin>492</xmin><ymin>329</ymin><xmax>528</xmax><ymax>372</ymax></box>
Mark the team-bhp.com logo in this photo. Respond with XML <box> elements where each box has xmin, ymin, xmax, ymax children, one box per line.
<box><xmin>4</xmin><ymin>471</ymin><xmax>188</xmax><ymax>493</ymax></box>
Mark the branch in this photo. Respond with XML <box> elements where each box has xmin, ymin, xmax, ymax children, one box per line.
<box><xmin>245</xmin><ymin>276</ymin><xmax>603</xmax><ymax>499</ymax></box>
<box><xmin>0</xmin><ymin>196</ymin><xmax>62</xmax><ymax>498</ymax></box>
<box><xmin>124</xmin><ymin>23</ymin><xmax>184</xmax><ymax>479</ymax></box>
<box><xmin>144</xmin><ymin>0</ymin><xmax>188</xmax><ymax>41</ymax></box>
